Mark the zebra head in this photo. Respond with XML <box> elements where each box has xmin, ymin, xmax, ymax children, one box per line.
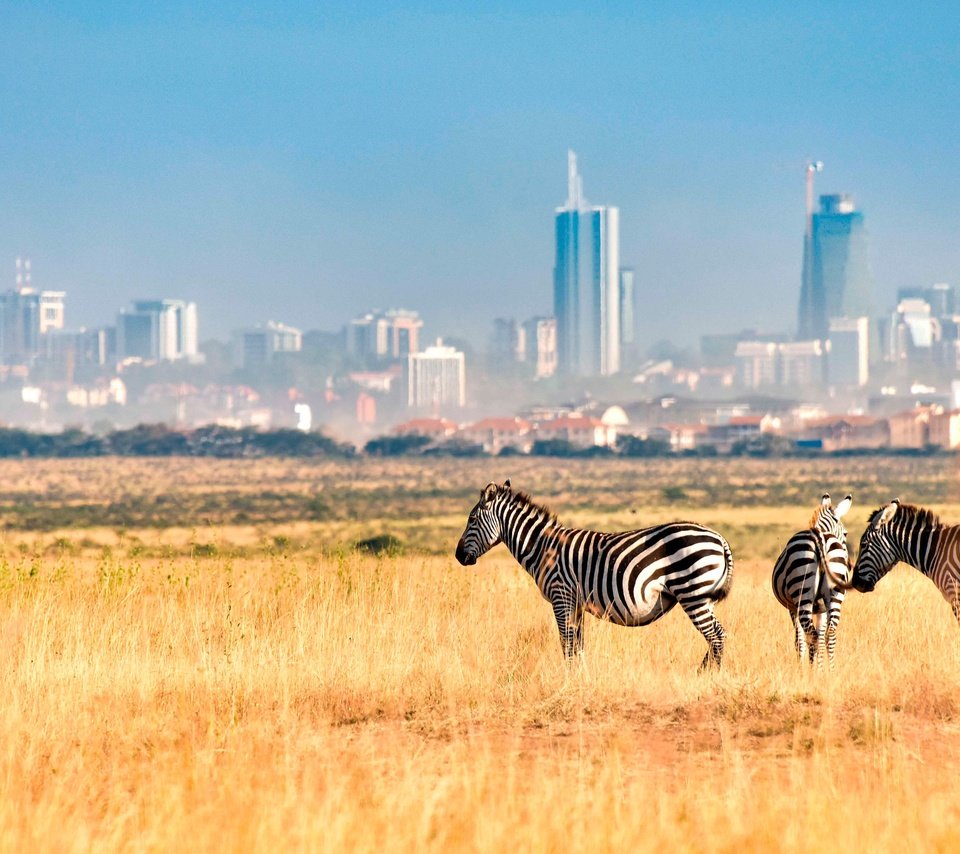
<box><xmin>455</xmin><ymin>479</ymin><xmax>510</xmax><ymax>566</ymax></box>
<box><xmin>852</xmin><ymin>499</ymin><xmax>901</xmax><ymax>593</ymax></box>
<box><xmin>807</xmin><ymin>493</ymin><xmax>856</xmax><ymax>589</ymax></box>
<box><xmin>812</xmin><ymin>492</ymin><xmax>853</xmax><ymax>543</ymax></box>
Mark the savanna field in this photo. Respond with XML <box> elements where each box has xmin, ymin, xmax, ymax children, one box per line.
<box><xmin>2</xmin><ymin>455</ymin><xmax>960</xmax><ymax>851</ymax></box>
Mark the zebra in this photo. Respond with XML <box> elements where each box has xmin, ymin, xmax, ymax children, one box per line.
<box><xmin>454</xmin><ymin>480</ymin><xmax>734</xmax><ymax>669</ymax></box>
<box><xmin>771</xmin><ymin>493</ymin><xmax>853</xmax><ymax>666</ymax></box>
<box><xmin>851</xmin><ymin>499</ymin><xmax>960</xmax><ymax>624</ymax></box>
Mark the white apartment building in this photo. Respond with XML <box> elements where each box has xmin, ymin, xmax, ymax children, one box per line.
<box><xmin>407</xmin><ymin>339</ymin><xmax>466</xmax><ymax>410</ymax></box>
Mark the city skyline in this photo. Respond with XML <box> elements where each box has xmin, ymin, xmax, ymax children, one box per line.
<box><xmin>1</xmin><ymin>4</ymin><xmax>959</xmax><ymax>345</ymax></box>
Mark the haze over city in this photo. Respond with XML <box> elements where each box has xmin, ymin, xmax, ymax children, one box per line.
<box><xmin>3</xmin><ymin>2</ymin><xmax>959</xmax><ymax>346</ymax></box>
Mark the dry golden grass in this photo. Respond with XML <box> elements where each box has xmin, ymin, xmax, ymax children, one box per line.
<box><xmin>1</xmin><ymin>456</ymin><xmax>959</xmax><ymax>851</ymax></box>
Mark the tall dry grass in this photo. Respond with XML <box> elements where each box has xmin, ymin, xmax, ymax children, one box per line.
<box><xmin>2</xmin><ymin>541</ymin><xmax>960</xmax><ymax>851</ymax></box>
<box><xmin>1</xmin><ymin>455</ymin><xmax>959</xmax><ymax>850</ymax></box>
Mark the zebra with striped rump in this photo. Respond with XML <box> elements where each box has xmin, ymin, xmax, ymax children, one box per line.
<box><xmin>771</xmin><ymin>493</ymin><xmax>853</xmax><ymax>665</ymax></box>
<box><xmin>454</xmin><ymin>480</ymin><xmax>734</xmax><ymax>668</ymax></box>
<box><xmin>851</xmin><ymin>500</ymin><xmax>960</xmax><ymax>624</ymax></box>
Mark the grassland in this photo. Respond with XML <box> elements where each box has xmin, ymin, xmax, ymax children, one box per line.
<box><xmin>1</xmin><ymin>456</ymin><xmax>959</xmax><ymax>851</ymax></box>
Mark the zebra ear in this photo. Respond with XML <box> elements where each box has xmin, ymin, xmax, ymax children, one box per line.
<box><xmin>821</xmin><ymin>493</ymin><xmax>831</xmax><ymax>508</ymax></box>
<box><xmin>503</xmin><ymin>479</ymin><xmax>511</xmax><ymax>489</ymax></box>
<box><xmin>481</xmin><ymin>483</ymin><xmax>498</xmax><ymax>504</ymax></box>
<box><xmin>835</xmin><ymin>495</ymin><xmax>852</xmax><ymax>518</ymax></box>
<box><xmin>877</xmin><ymin>500</ymin><xmax>899</xmax><ymax>527</ymax></box>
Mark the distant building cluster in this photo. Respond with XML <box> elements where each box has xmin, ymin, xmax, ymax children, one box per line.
<box><xmin>389</xmin><ymin>394</ymin><xmax>960</xmax><ymax>455</ymax></box>
<box><xmin>4</xmin><ymin>152</ymin><xmax>959</xmax><ymax>448</ymax></box>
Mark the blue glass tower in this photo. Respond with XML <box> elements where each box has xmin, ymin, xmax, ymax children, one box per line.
<box><xmin>553</xmin><ymin>151</ymin><xmax>620</xmax><ymax>376</ymax></box>
<box><xmin>798</xmin><ymin>194</ymin><xmax>873</xmax><ymax>342</ymax></box>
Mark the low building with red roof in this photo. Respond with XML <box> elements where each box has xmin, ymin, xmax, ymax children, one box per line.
<box><xmin>392</xmin><ymin>417</ymin><xmax>459</xmax><ymax>438</ymax></box>
<box><xmin>459</xmin><ymin>417</ymin><xmax>533</xmax><ymax>454</ymax></box>
<box><xmin>534</xmin><ymin>414</ymin><xmax>617</xmax><ymax>448</ymax></box>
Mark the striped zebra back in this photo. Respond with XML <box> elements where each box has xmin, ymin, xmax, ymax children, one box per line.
<box><xmin>457</xmin><ymin>482</ymin><xmax>733</xmax><ymax>621</ymax></box>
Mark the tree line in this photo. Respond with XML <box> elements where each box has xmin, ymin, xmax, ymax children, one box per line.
<box><xmin>0</xmin><ymin>425</ymin><xmax>947</xmax><ymax>459</ymax></box>
<box><xmin>0</xmin><ymin>424</ymin><xmax>354</xmax><ymax>458</ymax></box>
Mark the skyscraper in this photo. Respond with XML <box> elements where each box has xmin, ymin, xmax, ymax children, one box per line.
<box><xmin>553</xmin><ymin>151</ymin><xmax>620</xmax><ymax>376</ymax></box>
<box><xmin>117</xmin><ymin>299</ymin><xmax>198</xmax><ymax>363</ymax></box>
<box><xmin>0</xmin><ymin>258</ymin><xmax>66</xmax><ymax>365</ymax></box>
<box><xmin>348</xmin><ymin>309</ymin><xmax>423</xmax><ymax>362</ymax></box>
<box><xmin>619</xmin><ymin>267</ymin><xmax>638</xmax><ymax>367</ymax></box>
<box><xmin>798</xmin><ymin>194</ymin><xmax>873</xmax><ymax>342</ymax></box>
<box><xmin>233</xmin><ymin>321</ymin><xmax>303</xmax><ymax>369</ymax></box>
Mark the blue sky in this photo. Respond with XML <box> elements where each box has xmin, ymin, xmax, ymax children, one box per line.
<box><xmin>2</xmin><ymin>2</ymin><xmax>958</xmax><ymax>346</ymax></box>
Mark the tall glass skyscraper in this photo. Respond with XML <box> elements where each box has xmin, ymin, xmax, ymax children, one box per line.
<box><xmin>553</xmin><ymin>151</ymin><xmax>620</xmax><ymax>376</ymax></box>
<box><xmin>798</xmin><ymin>194</ymin><xmax>873</xmax><ymax>342</ymax></box>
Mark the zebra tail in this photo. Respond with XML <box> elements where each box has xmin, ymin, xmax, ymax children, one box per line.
<box><xmin>714</xmin><ymin>536</ymin><xmax>734</xmax><ymax>601</ymax></box>
<box><xmin>813</xmin><ymin>529</ymin><xmax>854</xmax><ymax>591</ymax></box>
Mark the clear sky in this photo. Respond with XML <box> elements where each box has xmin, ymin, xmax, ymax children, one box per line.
<box><xmin>2</xmin><ymin>2</ymin><xmax>958</xmax><ymax>346</ymax></box>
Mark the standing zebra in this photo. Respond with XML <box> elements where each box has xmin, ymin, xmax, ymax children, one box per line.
<box><xmin>851</xmin><ymin>499</ymin><xmax>960</xmax><ymax>623</ymax></box>
<box><xmin>454</xmin><ymin>480</ymin><xmax>734</xmax><ymax>668</ymax></box>
<box><xmin>771</xmin><ymin>493</ymin><xmax>853</xmax><ymax>666</ymax></box>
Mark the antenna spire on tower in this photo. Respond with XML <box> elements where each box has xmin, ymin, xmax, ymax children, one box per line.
<box><xmin>805</xmin><ymin>160</ymin><xmax>824</xmax><ymax>233</ymax></box>
<box><xmin>566</xmin><ymin>149</ymin><xmax>584</xmax><ymax>210</ymax></box>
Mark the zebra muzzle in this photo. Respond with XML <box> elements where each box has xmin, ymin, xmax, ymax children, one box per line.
<box><xmin>455</xmin><ymin>540</ymin><xmax>476</xmax><ymax>566</ymax></box>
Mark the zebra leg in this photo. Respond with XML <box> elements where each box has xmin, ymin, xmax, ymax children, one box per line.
<box><xmin>679</xmin><ymin>599</ymin><xmax>726</xmax><ymax>669</ymax></box>
<box><xmin>824</xmin><ymin>599</ymin><xmax>843</xmax><ymax>667</ymax></box>
<box><xmin>791</xmin><ymin>611</ymin><xmax>808</xmax><ymax>663</ymax></box>
<box><xmin>814</xmin><ymin>613</ymin><xmax>827</xmax><ymax>669</ymax></box>
<box><xmin>797</xmin><ymin>607</ymin><xmax>818</xmax><ymax>666</ymax></box>
<box><xmin>945</xmin><ymin>581</ymin><xmax>960</xmax><ymax>625</ymax></box>
<box><xmin>551</xmin><ymin>595</ymin><xmax>584</xmax><ymax>659</ymax></box>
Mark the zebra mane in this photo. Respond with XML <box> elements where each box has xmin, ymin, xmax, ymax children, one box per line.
<box><xmin>505</xmin><ymin>488</ymin><xmax>560</xmax><ymax>526</ymax></box>
<box><xmin>808</xmin><ymin>505</ymin><xmax>830</xmax><ymax>528</ymax></box>
<box><xmin>870</xmin><ymin>502</ymin><xmax>942</xmax><ymax>529</ymax></box>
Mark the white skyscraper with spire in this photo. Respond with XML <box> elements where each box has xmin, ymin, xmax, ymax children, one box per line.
<box><xmin>553</xmin><ymin>151</ymin><xmax>620</xmax><ymax>376</ymax></box>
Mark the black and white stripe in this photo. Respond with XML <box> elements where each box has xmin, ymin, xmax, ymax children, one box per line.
<box><xmin>853</xmin><ymin>499</ymin><xmax>960</xmax><ymax>624</ymax></box>
<box><xmin>455</xmin><ymin>480</ymin><xmax>734</xmax><ymax>668</ymax></box>
<box><xmin>771</xmin><ymin>493</ymin><xmax>852</xmax><ymax>665</ymax></box>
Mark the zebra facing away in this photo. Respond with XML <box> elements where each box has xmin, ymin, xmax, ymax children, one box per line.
<box><xmin>454</xmin><ymin>480</ymin><xmax>734</xmax><ymax>669</ymax></box>
<box><xmin>851</xmin><ymin>500</ymin><xmax>960</xmax><ymax>624</ymax></box>
<box><xmin>771</xmin><ymin>493</ymin><xmax>853</xmax><ymax>666</ymax></box>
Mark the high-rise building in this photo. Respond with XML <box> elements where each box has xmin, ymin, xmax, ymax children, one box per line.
<box><xmin>117</xmin><ymin>299</ymin><xmax>198</xmax><ymax>363</ymax></box>
<box><xmin>897</xmin><ymin>283</ymin><xmax>956</xmax><ymax>320</ymax></box>
<box><xmin>553</xmin><ymin>151</ymin><xmax>620</xmax><ymax>376</ymax></box>
<box><xmin>886</xmin><ymin>298</ymin><xmax>940</xmax><ymax>364</ymax></box>
<box><xmin>234</xmin><ymin>321</ymin><xmax>303</xmax><ymax>369</ymax></box>
<box><xmin>407</xmin><ymin>339</ymin><xmax>466</xmax><ymax>410</ymax></box>
<box><xmin>348</xmin><ymin>309</ymin><xmax>423</xmax><ymax>362</ymax></box>
<box><xmin>0</xmin><ymin>259</ymin><xmax>66</xmax><ymax>364</ymax></box>
<box><xmin>798</xmin><ymin>194</ymin><xmax>873</xmax><ymax>342</ymax></box>
<box><xmin>490</xmin><ymin>318</ymin><xmax>526</xmax><ymax>366</ymax></box>
<box><xmin>522</xmin><ymin>316</ymin><xmax>558</xmax><ymax>379</ymax></box>
<box><xmin>734</xmin><ymin>341</ymin><xmax>779</xmax><ymax>388</ymax></box>
<box><xmin>828</xmin><ymin>316</ymin><xmax>870</xmax><ymax>387</ymax></box>
<box><xmin>619</xmin><ymin>267</ymin><xmax>638</xmax><ymax>366</ymax></box>
<box><xmin>779</xmin><ymin>340</ymin><xmax>828</xmax><ymax>387</ymax></box>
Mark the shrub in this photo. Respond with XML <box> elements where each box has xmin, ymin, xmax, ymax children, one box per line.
<box><xmin>617</xmin><ymin>435</ymin><xmax>670</xmax><ymax>457</ymax></box>
<box><xmin>354</xmin><ymin>534</ymin><xmax>404</xmax><ymax>556</ymax></box>
<box><xmin>364</xmin><ymin>435</ymin><xmax>432</xmax><ymax>456</ymax></box>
